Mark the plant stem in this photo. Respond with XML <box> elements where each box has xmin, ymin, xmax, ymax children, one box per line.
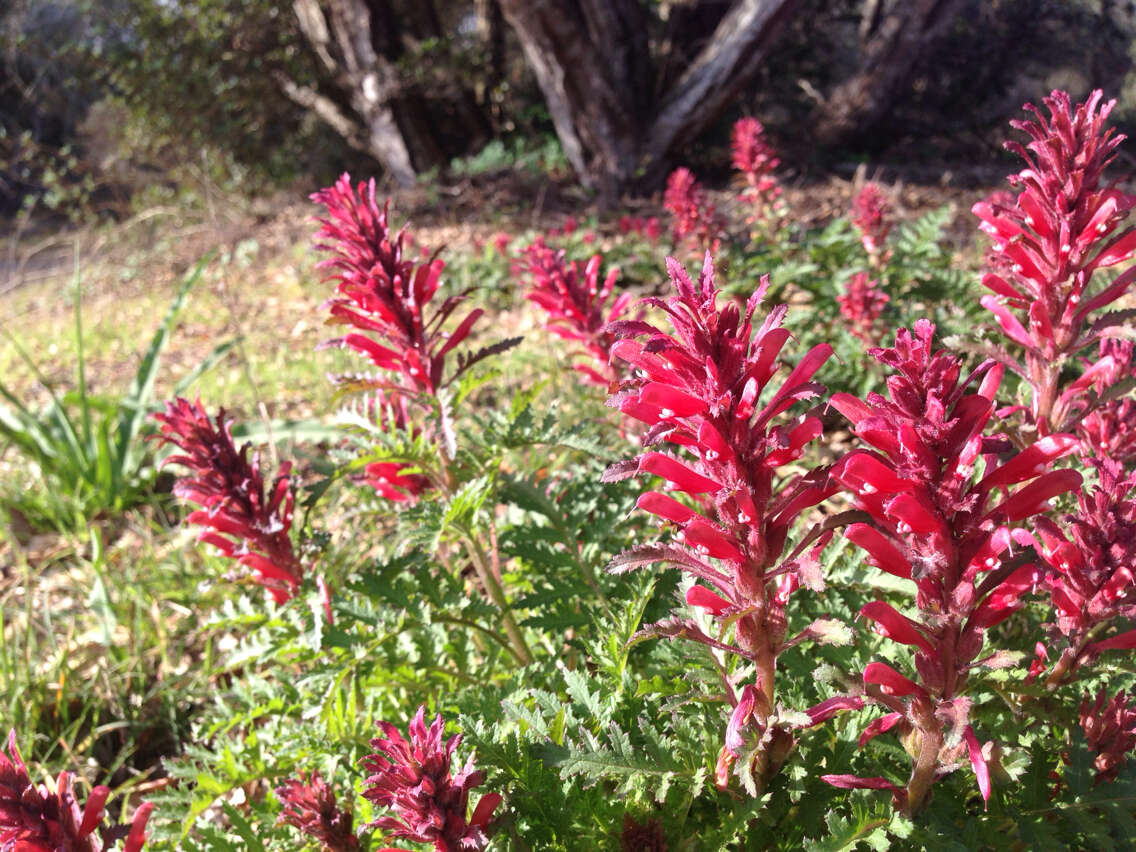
<box><xmin>465</xmin><ymin>531</ymin><xmax>534</xmax><ymax>666</ymax></box>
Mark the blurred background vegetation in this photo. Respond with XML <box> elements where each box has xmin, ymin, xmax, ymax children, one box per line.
<box><xmin>3</xmin><ymin>0</ymin><xmax>1135</xmax><ymax>229</ymax></box>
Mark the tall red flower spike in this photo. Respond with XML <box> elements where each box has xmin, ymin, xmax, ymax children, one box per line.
<box><xmin>838</xmin><ymin>272</ymin><xmax>890</xmax><ymax>344</ymax></box>
<box><xmin>851</xmin><ymin>183</ymin><xmax>893</xmax><ymax>261</ymax></box>
<box><xmin>154</xmin><ymin>397</ymin><xmax>303</xmax><ymax>604</ymax></box>
<box><xmin>1078</xmin><ymin>688</ymin><xmax>1136</xmax><ymax>785</ymax></box>
<box><xmin>276</xmin><ymin>771</ymin><xmax>360</xmax><ymax>851</ymax></box>
<box><xmin>827</xmin><ymin>320</ymin><xmax>1082</xmax><ymax>814</ymax></box>
<box><xmin>731</xmin><ymin>117</ymin><xmax>783</xmax><ymax>225</ymax></box>
<box><xmin>663</xmin><ymin>168</ymin><xmax>724</xmax><ymax>253</ymax></box>
<box><xmin>1033</xmin><ymin>456</ymin><xmax>1136</xmax><ymax>687</ymax></box>
<box><xmin>519</xmin><ymin>238</ymin><xmax>634</xmax><ymax>387</ymax></box>
<box><xmin>0</xmin><ymin>730</ymin><xmax>152</xmax><ymax>851</ymax></box>
<box><xmin>1076</xmin><ymin>338</ymin><xmax>1136</xmax><ymax>464</ymax></box>
<box><xmin>362</xmin><ymin>707</ymin><xmax>501</xmax><ymax>852</ymax></box>
<box><xmin>972</xmin><ymin>90</ymin><xmax>1136</xmax><ymax>437</ymax></box>
<box><xmin>605</xmin><ymin>253</ymin><xmax>842</xmax><ymax>794</ymax></box>
<box><xmin>312</xmin><ymin>174</ymin><xmax>484</xmax><ymax>396</ymax></box>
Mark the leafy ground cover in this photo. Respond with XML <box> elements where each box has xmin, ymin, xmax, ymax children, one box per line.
<box><xmin>1</xmin><ymin>91</ymin><xmax>1135</xmax><ymax>850</ymax></box>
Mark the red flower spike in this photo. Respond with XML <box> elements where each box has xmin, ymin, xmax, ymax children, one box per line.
<box><xmin>1036</xmin><ymin>457</ymin><xmax>1136</xmax><ymax>686</ymax></box>
<box><xmin>519</xmin><ymin>239</ymin><xmax>632</xmax><ymax>387</ymax></box>
<box><xmin>663</xmin><ymin>168</ymin><xmax>725</xmax><ymax>253</ymax></box>
<box><xmin>154</xmin><ymin>398</ymin><xmax>304</xmax><ymax>604</ymax></box>
<box><xmin>732</xmin><ymin>117</ymin><xmax>785</xmax><ymax>228</ymax></box>
<box><xmin>607</xmin><ymin>253</ymin><xmax>839</xmax><ymax>795</ymax></box>
<box><xmin>0</xmin><ymin>730</ymin><xmax>152</xmax><ymax>851</ymax></box>
<box><xmin>838</xmin><ymin>272</ymin><xmax>890</xmax><ymax>344</ymax></box>
<box><xmin>851</xmin><ymin>183</ymin><xmax>893</xmax><ymax>260</ymax></box>
<box><xmin>362</xmin><ymin>707</ymin><xmax>499</xmax><ymax>852</ymax></box>
<box><xmin>833</xmin><ymin>321</ymin><xmax>1081</xmax><ymax>813</ymax></box>
<box><xmin>1078</xmin><ymin>689</ymin><xmax>1136</xmax><ymax>784</ymax></box>
<box><xmin>973</xmin><ymin>90</ymin><xmax>1136</xmax><ymax>436</ymax></box>
<box><xmin>276</xmin><ymin>771</ymin><xmax>360</xmax><ymax>851</ymax></box>
<box><xmin>313</xmin><ymin>174</ymin><xmax>482</xmax><ymax>395</ymax></box>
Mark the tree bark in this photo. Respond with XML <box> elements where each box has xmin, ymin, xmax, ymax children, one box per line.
<box><xmin>811</xmin><ymin>0</ymin><xmax>968</xmax><ymax>147</ymax></box>
<box><xmin>642</xmin><ymin>0</ymin><xmax>801</xmax><ymax>181</ymax></box>
<box><xmin>292</xmin><ymin>0</ymin><xmax>418</xmax><ymax>187</ymax></box>
<box><xmin>500</xmin><ymin>0</ymin><xmax>800</xmax><ymax>199</ymax></box>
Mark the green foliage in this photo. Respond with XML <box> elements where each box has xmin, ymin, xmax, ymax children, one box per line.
<box><xmin>0</xmin><ymin>255</ymin><xmax>236</xmax><ymax>530</ymax></box>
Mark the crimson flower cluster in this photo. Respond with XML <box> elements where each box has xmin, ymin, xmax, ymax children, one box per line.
<box><xmin>519</xmin><ymin>238</ymin><xmax>632</xmax><ymax>387</ymax></box>
<box><xmin>605</xmin><ymin>254</ymin><xmax>837</xmax><ymax>792</ymax></box>
<box><xmin>1078</xmin><ymin>689</ymin><xmax>1136</xmax><ymax>784</ymax></box>
<box><xmin>826</xmin><ymin>321</ymin><xmax>1081</xmax><ymax>813</ymax></box>
<box><xmin>362</xmin><ymin>706</ymin><xmax>501</xmax><ymax>852</ymax></box>
<box><xmin>731</xmin><ymin>117</ymin><xmax>783</xmax><ymax>223</ymax></box>
<box><xmin>837</xmin><ymin>272</ymin><xmax>890</xmax><ymax>344</ymax></box>
<box><xmin>0</xmin><ymin>730</ymin><xmax>152</xmax><ymax>851</ymax></box>
<box><xmin>1033</xmin><ymin>457</ymin><xmax>1136</xmax><ymax>686</ymax></box>
<box><xmin>972</xmin><ymin>90</ymin><xmax>1136</xmax><ymax>436</ymax></box>
<box><xmin>313</xmin><ymin>174</ymin><xmax>483</xmax><ymax>397</ymax></box>
<box><xmin>154</xmin><ymin>397</ymin><xmax>304</xmax><ymax>604</ymax></box>
<box><xmin>618</xmin><ymin>215</ymin><xmax>662</xmax><ymax>243</ymax></box>
<box><xmin>851</xmin><ymin>183</ymin><xmax>893</xmax><ymax>261</ymax></box>
<box><xmin>1077</xmin><ymin>338</ymin><xmax>1136</xmax><ymax>464</ymax></box>
<box><xmin>276</xmin><ymin>771</ymin><xmax>359</xmax><ymax>851</ymax></box>
<box><xmin>663</xmin><ymin>168</ymin><xmax>724</xmax><ymax>253</ymax></box>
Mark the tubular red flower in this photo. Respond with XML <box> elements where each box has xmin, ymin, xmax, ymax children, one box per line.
<box><xmin>1078</xmin><ymin>689</ymin><xmax>1136</xmax><ymax>784</ymax></box>
<box><xmin>838</xmin><ymin>272</ymin><xmax>889</xmax><ymax>344</ymax></box>
<box><xmin>851</xmin><ymin>183</ymin><xmax>893</xmax><ymax>258</ymax></box>
<box><xmin>1036</xmin><ymin>457</ymin><xmax>1136</xmax><ymax>686</ymax></box>
<box><xmin>276</xmin><ymin>771</ymin><xmax>359</xmax><ymax>851</ymax></box>
<box><xmin>832</xmin><ymin>320</ymin><xmax>1081</xmax><ymax>813</ymax></box>
<box><xmin>0</xmin><ymin>730</ymin><xmax>152</xmax><ymax>851</ymax></box>
<box><xmin>362</xmin><ymin>707</ymin><xmax>499</xmax><ymax>852</ymax></box>
<box><xmin>313</xmin><ymin>174</ymin><xmax>482</xmax><ymax>396</ymax></box>
<box><xmin>606</xmin><ymin>252</ymin><xmax>838</xmax><ymax>794</ymax></box>
<box><xmin>663</xmin><ymin>168</ymin><xmax>724</xmax><ymax>252</ymax></box>
<box><xmin>154</xmin><ymin>397</ymin><xmax>303</xmax><ymax>603</ymax></box>
<box><xmin>731</xmin><ymin>117</ymin><xmax>784</xmax><ymax>226</ymax></box>
<box><xmin>519</xmin><ymin>238</ymin><xmax>632</xmax><ymax>387</ymax></box>
<box><xmin>972</xmin><ymin>90</ymin><xmax>1136</xmax><ymax>436</ymax></box>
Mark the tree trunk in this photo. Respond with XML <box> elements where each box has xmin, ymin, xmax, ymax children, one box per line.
<box><xmin>291</xmin><ymin>0</ymin><xmax>418</xmax><ymax>187</ymax></box>
<box><xmin>500</xmin><ymin>0</ymin><xmax>800</xmax><ymax>199</ymax></box>
<box><xmin>641</xmin><ymin>0</ymin><xmax>801</xmax><ymax>183</ymax></box>
<box><xmin>497</xmin><ymin>0</ymin><xmax>642</xmax><ymax>200</ymax></box>
<box><xmin>811</xmin><ymin>0</ymin><xmax>968</xmax><ymax>147</ymax></box>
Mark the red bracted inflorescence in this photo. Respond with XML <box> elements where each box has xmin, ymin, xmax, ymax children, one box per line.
<box><xmin>838</xmin><ymin>272</ymin><xmax>890</xmax><ymax>344</ymax></box>
<box><xmin>825</xmin><ymin>321</ymin><xmax>1082</xmax><ymax>814</ymax></box>
<box><xmin>1033</xmin><ymin>457</ymin><xmax>1136</xmax><ymax>687</ymax></box>
<box><xmin>731</xmin><ymin>117</ymin><xmax>783</xmax><ymax>224</ymax></box>
<box><xmin>276</xmin><ymin>771</ymin><xmax>360</xmax><ymax>851</ymax></box>
<box><xmin>360</xmin><ymin>392</ymin><xmax>431</xmax><ymax>503</ymax></box>
<box><xmin>1076</xmin><ymin>338</ymin><xmax>1136</xmax><ymax>464</ymax></box>
<box><xmin>312</xmin><ymin>174</ymin><xmax>484</xmax><ymax>396</ymax></box>
<box><xmin>972</xmin><ymin>90</ymin><xmax>1136</xmax><ymax>436</ymax></box>
<box><xmin>154</xmin><ymin>397</ymin><xmax>303</xmax><ymax>604</ymax></box>
<box><xmin>361</xmin><ymin>707</ymin><xmax>501</xmax><ymax>852</ymax></box>
<box><xmin>605</xmin><ymin>253</ymin><xmax>841</xmax><ymax>793</ymax></box>
<box><xmin>851</xmin><ymin>183</ymin><xmax>893</xmax><ymax>261</ymax></box>
<box><xmin>519</xmin><ymin>238</ymin><xmax>634</xmax><ymax>387</ymax></box>
<box><xmin>618</xmin><ymin>216</ymin><xmax>663</xmax><ymax>244</ymax></box>
<box><xmin>0</xmin><ymin>730</ymin><xmax>153</xmax><ymax>851</ymax></box>
<box><xmin>663</xmin><ymin>168</ymin><xmax>724</xmax><ymax>253</ymax></box>
<box><xmin>1078</xmin><ymin>689</ymin><xmax>1136</xmax><ymax>785</ymax></box>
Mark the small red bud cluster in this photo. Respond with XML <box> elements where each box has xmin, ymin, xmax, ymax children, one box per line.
<box><xmin>731</xmin><ymin>117</ymin><xmax>784</xmax><ymax>228</ymax></box>
<box><xmin>663</xmin><ymin>168</ymin><xmax>725</xmax><ymax>253</ymax></box>
<box><xmin>837</xmin><ymin>272</ymin><xmax>890</xmax><ymax>344</ymax></box>
<box><xmin>519</xmin><ymin>238</ymin><xmax>633</xmax><ymax>387</ymax></box>
<box><xmin>0</xmin><ymin>730</ymin><xmax>152</xmax><ymax>851</ymax></box>
<box><xmin>851</xmin><ymin>183</ymin><xmax>893</xmax><ymax>262</ymax></box>
<box><xmin>154</xmin><ymin>398</ymin><xmax>305</xmax><ymax>604</ymax></box>
<box><xmin>826</xmin><ymin>321</ymin><xmax>1081</xmax><ymax>813</ymax></box>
